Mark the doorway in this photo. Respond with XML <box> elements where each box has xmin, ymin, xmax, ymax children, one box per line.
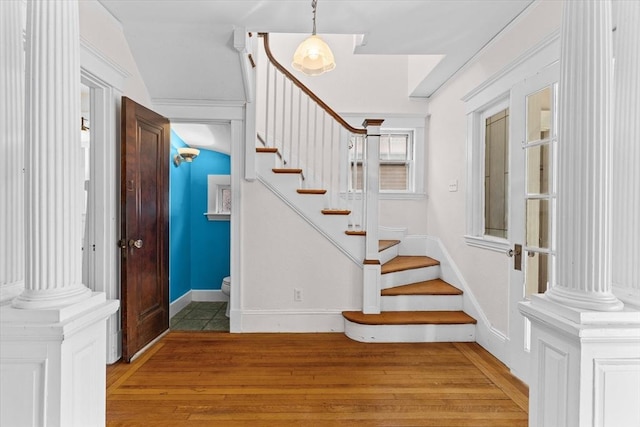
<box><xmin>168</xmin><ymin>123</ymin><xmax>232</xmax><ymax>332</ymax></box>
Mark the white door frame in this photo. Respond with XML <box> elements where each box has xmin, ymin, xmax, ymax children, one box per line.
<box><xmin>80</xmin><ymin>41</ymin><xmax>128</xmax><ymax>363</ymax></box>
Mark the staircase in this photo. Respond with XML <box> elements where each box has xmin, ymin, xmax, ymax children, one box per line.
<box><xmin>252</xmin><ymin>33</ymin><xmax>477</xmax><ymax>342</ymax></box>
<box><xmin>343</xmin><ymin>239</ymin><xmax>476</xmax><ymax>342</ymax></box>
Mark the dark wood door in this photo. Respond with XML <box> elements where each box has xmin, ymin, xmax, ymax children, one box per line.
<box><xmin>120</xmin><ymin>97</ymin><xmax>170</xmax><ymax>362</ymax></box>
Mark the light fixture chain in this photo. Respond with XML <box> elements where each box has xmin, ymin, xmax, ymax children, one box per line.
<box><xmin>311</xmin><ymin>0</ymin><xmax>317</xmax><ymax>35</ymax></box>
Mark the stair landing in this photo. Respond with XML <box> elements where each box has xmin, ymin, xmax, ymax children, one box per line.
<box><xmin>342</xmin><ymin>310</ymin><xmax>476</xmax><ymax>325</ymax></box>
<box><xmin>381</xmin><ymin>256</ymin><xmax>439</xmax><ymax>274</ymax></box>
<box><xmin>381</xmin><ymin>279</ymin><xmax>462</xmax><ymax>296</ymax></box>
<box><xmin>378</xmin><ymin>240</ymin><xmax>400</xmax><ymax>252</ymax></box>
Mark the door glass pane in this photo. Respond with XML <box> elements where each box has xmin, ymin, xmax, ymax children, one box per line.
<box><xmin>484</xmin><ymin>108</ymin><xmax>509</xmax><ymax>238</ymax></box>
<box><xmin>526</xmin><ymin>87</ymin><xmax>551</xmax><ymax>142</ymax></box>
<box><xmin>525</xmin><ymin>252</ymin><xmax>549</xmax><ymax>297</ymax></box>
<box><xmin>526</xmin><ymin>144</ymin><xmax>550</xmax><ymax>194</ymax></box>
<box><xmin>526</xmin><ymin>199</ymin><xmax>549</xmax><ymax>248</ymax></box>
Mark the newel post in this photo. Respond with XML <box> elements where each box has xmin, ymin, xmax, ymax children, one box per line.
<box><xmin>362</xmin><ymin>119</ymin><xmax>383</xmax><ymax>314</ymax></box>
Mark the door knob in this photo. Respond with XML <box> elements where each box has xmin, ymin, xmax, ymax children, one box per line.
<box><xmin>506</xmin><ymin>247</ymin><xmax>521</xmax><ymax>257</ymax></box>
<box><xmin>128</xmin><ymin>239</ymin><xmax>143</xmax><ymax>249</ymax></box>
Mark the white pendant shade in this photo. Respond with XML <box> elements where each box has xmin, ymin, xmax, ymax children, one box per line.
<box><xmin>292</xmin><ymin>34</ymin><xmax>336</xmax><ymax>76</ymax></box>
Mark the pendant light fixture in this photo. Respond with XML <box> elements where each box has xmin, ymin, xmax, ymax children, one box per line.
<box><xmin>292</xmin><ymin>0</ymin><xmax>335</xmax><ymax>76</ymax></box>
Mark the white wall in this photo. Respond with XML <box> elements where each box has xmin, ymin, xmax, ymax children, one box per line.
<box><xmin>239</xmin><ymin>179</ymin><xmax>362</xmax><ymax>331</ymax></box>
<box><xmin>269</xmin><ymin>33</ymin><xmax>431</xmax><ymax>115</ymax></box>
<box><xmin>79</xmin><ymin>0</ymin><xmax>151</xmax><ymax>107</ymax></box>
<box><xmin>426</xmin><ymin>0</ymin><xmax>562</xmax><ymax>334</ymax></box>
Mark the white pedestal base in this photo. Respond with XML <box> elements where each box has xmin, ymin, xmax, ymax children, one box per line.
<box><xmin>0</xmin><ymin>293</ymin><xmax>119</xmax><ymax>427</ymax></box>
<box><xmin>520</xmin><ymin>295</ymin><xmax>640</xmax><ymax>427</ymax></box>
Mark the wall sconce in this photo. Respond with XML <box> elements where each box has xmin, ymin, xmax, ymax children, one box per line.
<box><xmin>174</xmin><ymin>147</ymin><xmax>200</xmax><ymax>166</ymax></box>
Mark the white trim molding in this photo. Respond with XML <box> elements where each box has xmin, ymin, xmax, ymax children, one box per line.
<box><xmin>462</xmin><ymin>30</ymin><xmax>560</xmax><ymax>254</ymax></box>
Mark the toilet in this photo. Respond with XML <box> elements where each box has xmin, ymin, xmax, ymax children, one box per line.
<box><xmin>221</xmin><ymin>276</ymin><xmax>231</xmax><ymax>317</ymax></box>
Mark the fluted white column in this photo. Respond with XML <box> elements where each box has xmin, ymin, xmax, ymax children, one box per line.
<box><xmin>0</xmin><ymin>1</ymin><xmax>25</xmax><ymax>305</ymax></box>
<box><xmin>12</xmin><ymin>0</ymin><xmax>91</xmax><ymax>309</ymax></box>
<box><xmin>546</xmin><ymin>0</ymin><xmax>623</xmax><ymax>311</ymax></box>
<box><xmin>611</xmin><ymin>0</ymin><xmax>640</xmax><ymax>307</ymax></box>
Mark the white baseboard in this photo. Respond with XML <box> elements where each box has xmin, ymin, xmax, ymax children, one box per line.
<box><xmin>106</xmin><ymin>312</ymin><xmax>121</xmax><ymax>364</ymax></box>
<box><xmin>170</xmin><ymin>290</ymin><xmax>228</xmax><ymax>319</ymax></box>
<box><xmin>419</xmin><ymin>235</ymin><xmax>511</xmax><ymax>367</ymax></box>
<box><xmin>169</xmin><ymin>291</ymin><xmax>192</xmax><ymax>319</ymax></box>
<box><xmin>240</xmin><ymin>310</ymin><xmax>346</xmax><ymax>332</ymax></box>
<box><xmin>192</xmin><ymin>289</ymin><xmax>227</xmax><ymax>302</ymax></box>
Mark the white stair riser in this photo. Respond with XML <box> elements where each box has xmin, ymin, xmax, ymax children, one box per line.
<box><xmin>379</xmin><ymin>245</ymin><xmax>399</xmax><ymax>265</ymax></box>
<box><xmin>265</xmin><ymin>171</ymin><xmax>303</xmax><ymax>190</ymax></box>
<box><xmin>344</xmin><ymin>320</ymin><xmax>475</xmax><ymax>343</ymax></box>
<box><xmin>381</xmin><ymin>294</ymin><xmax>463</xmax><ymax>311</ymax></box>
<box><xmin>381</xmin><ymin>265</ymin><xmax>441</xmax><ymax>289</ymax></box>
<box><xmin>256</xmin><ymin>151</ymin><xmax>277</xmax><ymax>170</ymax></box>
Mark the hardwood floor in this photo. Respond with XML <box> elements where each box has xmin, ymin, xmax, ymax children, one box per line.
<box><xmin>107</xmin><ymin>332</ymin><xmax>528</xmax><ymax>426</ymax></box>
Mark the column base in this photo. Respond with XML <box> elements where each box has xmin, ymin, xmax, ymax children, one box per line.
<box><xmin>11</xmin><ymin>284</ymin><xmax>92</xmax><ymax>310</ymax></box>
<box><xmin>0</xmin><ymin>292</ymin><xmax>119</xmax><ymax>427</ymax></box>
<box><xmin>545</xmin><ymin>285</ymin><xmax>624</xmax><ymax>312</ymax></box>
<box><xmin>520</xmin><ymin>295</ymin><xmax>640</xmax><ymax>427</ymax></box>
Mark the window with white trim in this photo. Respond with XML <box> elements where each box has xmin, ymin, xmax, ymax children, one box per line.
<box><xmin>464</xmin><ymin>96</ymin><xmax>511</xmax><ymax>252</ymax></box>
<box><xmin>349</xmin><ymin>129</ymin><xmax>415</xmax><ymax>193</ymax></box>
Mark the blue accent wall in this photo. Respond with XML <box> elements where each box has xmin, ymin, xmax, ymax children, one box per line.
<box><xmin>190</xmin><ymin>149</ymin><xmax>231</xmax><ymax>291</ymax></box>
<box><xmin>169</xmin><ymin>131</ymin><xmax>192</xmax><ymax>302</ymax></box>
<box><xmin>169</xmin><ymin>130</ymin><xmax>231</xmax><ymax>303</ymax></box>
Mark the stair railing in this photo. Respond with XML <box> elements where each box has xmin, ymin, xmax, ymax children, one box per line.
<box><xmin>255</xmin><ymin>33</ymin><xmax>383</xmax><ymax>313</ymax></box>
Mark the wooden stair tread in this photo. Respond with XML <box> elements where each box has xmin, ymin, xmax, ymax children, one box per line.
<box><xmin>297</xmin><ymin>189</ymin><xmax>326</xmax><ymax>194</ymax></box>
<box><xmin>342</xmin><ymin>310</ymin><xmax>477</xmax><ymax>325</ymax></box>
<box><xmin>256</xmin><ymin>147</ymin><xmax>278</xmax><ymax>153</ymax></box>
<box><xmin>381</xmin><ymin>256</ymin><xmax>439</xmax><ymax>274</ymax></box>
<box><xmin>272</xmin><ymin>168</ymin><xmax>302</xmax><ymax>174</ymax></box>
<box><xmin>378</xmin><ymin>239</ymin><xmax>401</xmax><ymax>252</ymax></box>
<box><xmin>381</xmin><ymin>279</ymin><xmax>463</xmax><ymax>296</ymax></box>
<box><xmin>321</xmin><ymin>209</ymin><xmax>351</xmax><ymax>215</ymax></box>
<box><xmin>345</xmin><ymin>230</ymin><xmax>366</xmax><ymax>236</ymax></box>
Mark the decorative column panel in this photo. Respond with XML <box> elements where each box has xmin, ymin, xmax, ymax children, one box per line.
<box><xmin>0</xmin><ymin>1</ymin><xmax>25</xmax><ymax>305</ymax></box>
<box><xmin>546</xmin><ymin>0</ymin><xmax>623</xmax><ymax>311</ymax></box>
<box><xmin>611</xmin><ymin>0</ymin><xmax>640</xmax><ymax>307</ymax></box>
<box><xmin>12</xmin><ymin>0</ymin><xmax>91</xmax><ymax>309</ymax></box>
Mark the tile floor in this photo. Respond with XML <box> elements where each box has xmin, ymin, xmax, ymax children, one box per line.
<box><xmin>170</xmin><ymin>301</ymin><xmax>229</xmax><ymax>331</ymax></box>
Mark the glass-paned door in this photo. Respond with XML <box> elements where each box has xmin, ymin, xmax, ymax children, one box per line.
<box><xmin>508</xmin><ymin>63</ymin><xmax>558</xmax><ymax>383</ymax></box>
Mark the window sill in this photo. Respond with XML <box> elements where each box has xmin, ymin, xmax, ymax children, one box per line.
<box><xmin>204</xmin><ymin>212</ymin><xmax>230</xmax><ymax>221</ymax></box>
<box><xmin>464</xmin><ymin>235</ymin><xmax>510</xmax><ymax>253</ymax></box>
<box><xmin>340</xmin><ymin>192</ymin><xmax>427</xmax><ymax>201</ymax></box>
<box><xmin>380</xmin><ymin>192</ymin><xmax>427</xmax><ymax>201</ymax></box>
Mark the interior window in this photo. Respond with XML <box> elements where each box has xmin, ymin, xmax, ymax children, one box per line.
<box><xmin>484</xmin><ymin>108</ymin><xmax>509</xmax><ymax>238</ymax></box>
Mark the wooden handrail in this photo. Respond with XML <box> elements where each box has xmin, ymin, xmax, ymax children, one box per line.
<box><xmin>259</xmin><ymin>33</ymin><xmax>367</xmax><ymax>135</ymax></box>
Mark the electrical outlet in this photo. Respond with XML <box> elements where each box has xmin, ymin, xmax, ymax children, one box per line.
<box><xmin>294</xmin><ymin>288</ymin><xmax>303</xmax><ymax>302</ymax></box>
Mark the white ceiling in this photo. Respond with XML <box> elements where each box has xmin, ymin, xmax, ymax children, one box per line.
<box><xmin>99</xmin><ymin>0</ymin><xmax>534</xmax><ymax>101</ymax></box>
<box><xmin>98</xmin><ymin>0</ymin><xmax>533</xmax><ymax>149</ymax></box>
<box><xmin>171</xmin><ymin>122</ymin><xmax>232</xmax><ymax>153</ymax></box>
